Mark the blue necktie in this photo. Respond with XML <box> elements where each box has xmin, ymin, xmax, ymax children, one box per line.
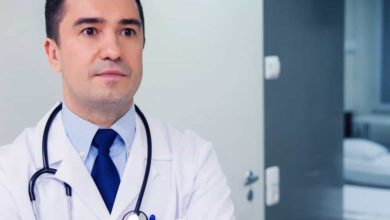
<box><xmin>91</xmin><ymin>129</ymin><xmax>120</xmax><ymax>213</ymax></box>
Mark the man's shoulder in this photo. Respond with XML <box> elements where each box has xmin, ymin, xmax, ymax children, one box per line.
<box><xmin>0</xmin><ymin>127</ymin><xmax>38</xmax><ymax>172</ymax></box>
<box><xmin>146</xmin><ymin>116</ymin><xmax>214</xmax><ymax>161</ymax></box>
<box><xmin>0</xmin><ymin>104</ymin><xmax>57</xmax><ymax>166</ymax></box>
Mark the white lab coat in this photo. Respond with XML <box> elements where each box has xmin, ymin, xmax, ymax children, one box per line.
<box><xmin>0</xmin><ymin>105</ymin><xmax>235</xmax><ymax>220</ymax></box>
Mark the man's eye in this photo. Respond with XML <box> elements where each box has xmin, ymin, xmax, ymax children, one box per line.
<box><xmin>82</xmin><ymin>27</ymin><xmax>97</xmax><ymax>36</ymax></box>
<box><xmin>121</xmin><ymin>28</ymin><xmax>136</xmax><ymax>37</ymax></box>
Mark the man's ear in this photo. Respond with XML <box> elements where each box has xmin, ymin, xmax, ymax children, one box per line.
<box><xmin>44</xmin><ymin>38</ymin><xmax>62</xmax><ymax>72</ymax></box>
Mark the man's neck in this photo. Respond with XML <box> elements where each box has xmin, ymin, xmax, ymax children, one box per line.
<box><xmin>63</xmin><ymin>98</ymin><xmax>132</xmax><ymax>128</ymax></box>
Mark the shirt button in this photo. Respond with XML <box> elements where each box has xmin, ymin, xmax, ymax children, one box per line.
<box><xmin>79</xmin><ymin>151</ymin><xmax>86</xmax><ymax>159</ymax></box>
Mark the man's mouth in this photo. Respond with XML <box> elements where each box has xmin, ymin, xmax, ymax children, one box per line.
<box><xmin>95</xmin><ymin>69</ymin><xmax>128</xmax><ymax>79</ymax></box>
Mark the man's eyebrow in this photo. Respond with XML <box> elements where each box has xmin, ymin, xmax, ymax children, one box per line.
<box><xmin>73</xmin><ymin>17</ymin><xmax>106</xmax><ymax>27</ymax></box>
<box><xmin>119</xmin><ymin>19</ymin><xmax>142</xmax><ymax>27</ymax></box>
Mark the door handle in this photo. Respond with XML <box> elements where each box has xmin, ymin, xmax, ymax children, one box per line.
<box><xmin>245</xmin><ymin>170</ymin><xmax>259</xmax><ymax>202</ymax></box>
<box><xmin>245</xmin><ymin>170</ymin><xmax>259</xmax><ymax>186</ymax></box>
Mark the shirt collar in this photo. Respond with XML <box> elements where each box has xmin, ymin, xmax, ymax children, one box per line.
<box><xmin>61</xmin><ymin>102</ymin><xmax>136</xmax><ymax>158</ymax></box>
<box><xmin>111</xmin><ymin>105</ymin><xmax>136</xmax><ymax>151</ymax></box>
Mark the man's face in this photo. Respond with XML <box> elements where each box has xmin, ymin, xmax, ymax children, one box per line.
<box><xmin>47</xmin><ymin>0</ymin><xmax>144</xmax><ymax>108</ymax></box>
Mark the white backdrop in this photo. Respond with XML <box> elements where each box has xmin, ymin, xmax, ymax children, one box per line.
<box><xmin>0</xmin><ymin>1</ymin><xmax>264</xmax><ymax>219</ymax></box>
<box><xmin>0</xmin><ymin>0</ymin><xmax>61</xmax><ymax>144</ymax></box>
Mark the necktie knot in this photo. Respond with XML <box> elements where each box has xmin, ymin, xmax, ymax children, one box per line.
<box><xmin>92</xmin><ymin>129</ymin><xmax>117</xmax><ymax>155</ymax></box>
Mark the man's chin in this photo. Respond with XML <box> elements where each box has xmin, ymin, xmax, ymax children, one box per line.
<box><xmin>89</xmin><ymin>95</ymin><xmax>132</xmax><ymax>107</ymax></box>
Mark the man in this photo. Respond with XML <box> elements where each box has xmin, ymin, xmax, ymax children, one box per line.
<box><xmin>0</xmin><ymin>0</ymin><xmax>235</xmax><ymax>219</ymax></box>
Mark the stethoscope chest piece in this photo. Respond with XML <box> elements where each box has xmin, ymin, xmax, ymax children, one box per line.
<box><xmin>123</xmin><ymin>211</ymin><xmax>148</xmax><ymax>220</ymax></box>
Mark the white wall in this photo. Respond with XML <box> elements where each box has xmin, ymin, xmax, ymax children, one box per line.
<box><xmin>139</xmin><ymin>1</ymin><xmax>264</xmax><ymax>219</ymax></box>
<box><xmin>0</xmin><ymin>0</ymin><xmax>62</xmax><ymax>145</ymax></box>
<box><xmin>344</xmin><ymin>0</ymin><xmax>383</xmax><ymax>114</ymax></box>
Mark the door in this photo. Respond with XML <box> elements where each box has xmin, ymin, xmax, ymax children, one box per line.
<box><xmin>264</xmin><ymin>0</ymin><xmax>344</xmax><ymax>219</ymax></box>
<box><xmin>138</xmin><ymin>0</ymin><xmax>264</xmax><ymax>219</ymax></box>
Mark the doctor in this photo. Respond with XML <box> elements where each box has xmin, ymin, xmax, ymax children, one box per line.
<box><xmin>0</xmin><ymin>0</ymin><xmax>235</xmax><ymax>219</ymax></box>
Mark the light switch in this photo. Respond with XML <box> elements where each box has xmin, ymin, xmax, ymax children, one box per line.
<box><xmin>266</xmin><ymin>166</ymin><xmax>280</xmax><ymax>206</ymax></box>
<box><xmin>265</xmin><ymin>56</ymin><xmax>281</xmax><ymax>80</ymax></box>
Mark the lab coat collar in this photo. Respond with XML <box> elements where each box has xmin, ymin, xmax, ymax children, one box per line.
<box><xmin>111</xmin><ymin>115</ymin><xmax>159</xmax><ymax>220</ymax></box>
<box><xmin>44</xmin><ymin>106</ymin><xmax>111</xmax><ymax>219</ymax></box>
<box><xmin>31</xmin><ymin>102</ymin><xmax>68</xmax><ymax>166</ymax></box>
<box><xmin>54</xmin><ymin>141</ymin><xmax>111</xmax><ymax>219</ymax></box>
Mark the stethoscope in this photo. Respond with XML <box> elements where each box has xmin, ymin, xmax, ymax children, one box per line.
<box><xmin>28</xmin><ymin>103</ymin><xmax>154</xmax><ymax>220</ymax></box>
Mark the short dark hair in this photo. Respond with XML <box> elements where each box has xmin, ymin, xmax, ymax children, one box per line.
<box><xmin>45</xmin><ymin>0</ymin><xmax>145</xmax><ymax>44</ymax></box>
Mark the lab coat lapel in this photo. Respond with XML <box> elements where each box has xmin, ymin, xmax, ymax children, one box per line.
<box><xmin>47</xmin><ymin>111</ymin><xmax>110</xmax><ymax>219</ymax></box>
<box><xmin>111</xmin><ymin>116</ymin><xmax>159</xmax><ymax>219</ymax></box>
<box><xmin>55</xmin><ymin>145</ymin><xmax>110</xmax><ymax>219</ymax></box>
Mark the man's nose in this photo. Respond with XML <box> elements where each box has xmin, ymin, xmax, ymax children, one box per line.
<box><xmin>99</xmin><ymin>33</ymin><xmax>121</xmax><ymax>61</ymax></box>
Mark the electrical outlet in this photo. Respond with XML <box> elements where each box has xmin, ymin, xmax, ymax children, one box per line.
<box><xmin>266</xmin><ymin>166</ymin><xmax>280</xmax><ymax>206</ymax></box>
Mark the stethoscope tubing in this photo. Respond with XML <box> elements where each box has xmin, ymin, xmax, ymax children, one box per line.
<box><xmin>134</xmin><ymin>105</ymin><xmax>152</xmax><ymax>215</ymax></box>
<box><xmin>28</xmin><ymin>103</ymin><xmax>152</xmax><ymax>219</ymax></box>
<box><xmin>28</xmin><ymin>104</ymin><xmax>71</xmax><ymax>202</ymax></box>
